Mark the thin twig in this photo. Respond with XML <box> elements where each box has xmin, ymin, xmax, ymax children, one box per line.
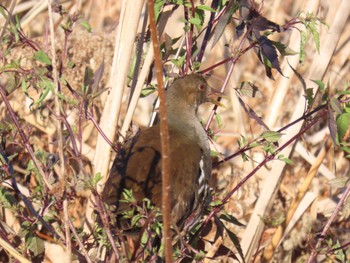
<box><xmin>204</xmin><ymin>107</ymin><xmax>328</xmax><ymax>227</ymax></box>
<box><xmin>47</xmin><ymin>1</ymin><xmax>70</xmax><ymax>259</ymax></box>
<box><xmin>0</xmin><ymin>84</ymin><xmax>52</xmax><ymax>190</ymax></box>
<box><xmin>147</xmin><ymin>0</ymin><xmax>173</xmax><ymax>262</ymax></box>
<box><xmin>307</xmin><ymin>178</ymin><xmax>350</xmax><ymax>263</ymax></box>
<box><xmin>67</xmin><ymin>217</ymin><xmax>93</xmax><ymax>263</ymax></box>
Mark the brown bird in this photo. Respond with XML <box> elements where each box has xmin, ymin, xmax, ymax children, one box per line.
<box><xmin>102</xmin><ymin>73</ymin><xmax>216</xmax><ymax>231</ymax></box>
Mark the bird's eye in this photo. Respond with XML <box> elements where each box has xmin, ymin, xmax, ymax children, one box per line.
<box><xmin>198</xmin><ymin>83</ymin><xmax>206</xmax><ymax>91</ymax></box>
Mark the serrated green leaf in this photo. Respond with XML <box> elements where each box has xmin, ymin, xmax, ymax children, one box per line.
<box><xmin>196</xmin><ymin>5</ymin><xmax>216</xmax><ymax>12</ymax></box>
<box><xmin>261</xmin><ymin>131</ymin><xmax>283</xmax><ymax>143</ymax></box>
<box><xmin>33</xmin><ymin>50</ymin><xmax>52</xmax><ymax>65</ymax></box>
<box><xmin>27</xmin><ymin>236</ymin><xmax>45</xmax><ymax>256</ymax></box>
<box><xmin>337</xmin><ymin>113</ymin><xmax>350</xmax><ymax>141</ymax></box>
<box><xmin>304</xmin><ymin>88</ymin><xmax>314</xmax><ymax>106</ymax></box>
<box><xmin>309</xmin><ymin>21</ymin><xmax>320</xmax><ymax>53</ymax></box>
<box><xmin>311</xmin><ymin>79</ymin><xmax>325</xmax><ymax>91</ymax></box>
<box><xmin>250</xmin><ymin>142</ymin><xmax>259</xmax><ymax>148</ymax></box>
<box><xmin>272</xmin><ymin>41</ymin><xmax>298</xmax><ymax>56</ymax></box>
<box><xmin>188</xmin><ymin>17</ymin><xmax>202</xmax><ymax>26</ymax></box>
<box><xmin>0</xmin><ymin>188</ymin><xmax>16</xmax><ymax>207</ymax></box>
<box><xmin>170</xmin><ymin>56</ymin><xmax>185</xmax><ymax>68</ymax></box>
<box><xmin>277</xmin><ymin>155</ymin><xmax>294</xmax><ymax>164</ymax></box>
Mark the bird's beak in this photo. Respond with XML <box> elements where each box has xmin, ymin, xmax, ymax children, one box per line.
<box><xmin>207</xmin><ymin>87</ymin><xmax>226</xmax><ymax>107</ymax></box>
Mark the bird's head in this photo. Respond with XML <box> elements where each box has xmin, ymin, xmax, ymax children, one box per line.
<box><xmin>167</xmin><ymin>73</ymin><xmax>221</xmax><ymax>109</ymax></box>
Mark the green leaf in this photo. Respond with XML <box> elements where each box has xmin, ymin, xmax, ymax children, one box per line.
<box><xmin>211</xmin><ymin>0</ymin><xmax>238</xmax><ymax>48</ymax></box>
<box><xmin>0</xmin><ymin>188</ymin><xmax>16</xmax><ymax>207</ymax></box>
<box><xmin>340</xmin><ymin>144</ymin><xmax>350</xmax><ymax>154</ymax></box>
<box><xmin>83</xmin><ymin>66</ymin><xmax>94</xmax><ymax>94</ymax></box>
<box><xmin>215</xmin><ymin>112</ymin><xmax>223</xmax><ymax>128</ymax></box>
<box><xmin>311</xmin><ymin>79</ymin><xmax>325</xmax><ymax>92</ymax></box>
<box><xmin>141</xmin><ymin>86</ymin><xmax>157</xmax><ymax>97</ymax></box>
<box><xmin>188</xmin><ymin>17</ymin><xmax>202</xmax><ymax>26</ymax></box>
<box><xmin>329</xmin><ymin>97</ymin><xmax>342</xmax><ymax>114</ymax></box>
<box><xmin>261</xmin><ymin>131</ymin><xmax>283</xmax><ymax>143</ymax></box>
<box><xmin>238</xmin><ymin>135</ymin><xmax>247</xmax><ymax>148</ymax></box>
<box><xmin>131</xmin><ymin>214</ymin><xmax>142</xmax><ymax>227</ymax></box>
<box><xmin>219</xmin><ymin>213</ymin><xmax>245</xmax><ymax>226</ymax></box>
<box><xmin>0</xmin><ymin>59</ymin><xmax>21</xmax><ymax>70</ymax></box>
<box><xmin>223</xmin><ymin>225</ymin><xmax>245</xmax><ymax>263</ymax></box>
<box><xmin>299</xmin><ymin>31</ymin><xmax>307</xmax><ymax>63</ymax></box>
<box><xmin>33</xmin><ymin>50</ymin><xmax>52</xmax><ymax>65</ymax></box>
<box><xmin>67</xmin><ymin>61</ymin><xmax>76</xmax><ymax>69</ymax></box>
<box><xmin>210</xmin><ymin>200</ymin><xmax>223</xmax><ymax>207</ymax></box>
<box><xmin>170</xmin><ymin>56</ymin><xmax>185</xmax><ymax>68</ymax></box>
<box><xmin>80</xmin><ymin>21</ymin><xmax>92</xmax><ymax>32</ymax></box>
<box><xmin>272</xmin><ymin>41</ymin><xmax>298</xmax><ymax>56</ymax></box>
<box><xmin>196</xmin><ymin>5</ymin><xmax>216</xmax><ymax>12</ymax></box>
<box><xmin>36</xmin><ymin>78</ymin><xmax>54</xmax><ymax>107</ymax></box>
<box><xmin>122</xmin><ymin>189</ymin><xmax>136</xmax><ymax>203</ymax></box>
<box><xmin>92</xmin><ymin>172</ymin><xmax>102</xmax><ymax>187</ymax></box>
<box><xmin>336</xmin><ymin>90</ymin><xmax>350</xmax><ymax>96</ymax></box>
<box><xmin>327</xmin><ymin>107</ymin><xmax>337</xmax><ymax>145</ymax></box>
<box><xmin>305</xmin><ymin>88</ymin><xmax>314</xmax><ymax>106</ymax></box>
<box><xmin>154</xmin><ymin>0</ymin><xmax>165</xmax><ymax>21</ymax></box>
<box><xmin>277</xmin><ymin>154</ymin><xmax>294</xmax><ymax>164</ymax></box>
<box><xmin>27</xmin><ymin>236</ymin><xmax>45</xmax><ymax>256</ymax></box>
<box><xmin>336</xmin><ymin>113</ymin><xmax>350</xmax><ymax>141</ymax></box>
<box><xmin>210</xmin><ymin>150</ymin><xmax>220</xmax><ymax>157</ymax></box>
<box><xmin>307</xmin><ymin>21</ymin><xmax>320</xmax><ymax>53</ymax></box>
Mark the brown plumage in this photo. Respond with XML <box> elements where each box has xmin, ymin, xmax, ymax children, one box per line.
<box><xmin>102</xmin><ymin>73</ymin><xmax>214</xmax><ymax>230</ymax></box>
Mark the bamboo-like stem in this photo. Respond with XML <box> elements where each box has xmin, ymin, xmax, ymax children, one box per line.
<box><xmin>94</xmin><ymin>0</ymin><xmax>144</xmax><ymax>193</ymax></box>
<box><xmin>84</xmin><ymin>0</ymin><xmax>144</xmax><ymax>232</ymax></box>
<box><xmin>147</xmin><ymin>1</ymin><xmax>173</xmax><ymax>262</ymax></box>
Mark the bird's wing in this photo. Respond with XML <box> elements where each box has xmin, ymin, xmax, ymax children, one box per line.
<box><xmin>102</xmin><ymin>125</ymin><xmax>205</xmax><ymax>226</ymax></box>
